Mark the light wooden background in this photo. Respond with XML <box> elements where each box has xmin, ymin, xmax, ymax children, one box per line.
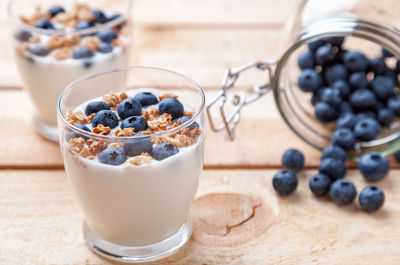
<box><xmin>1</xmin><ymin>0</ymin><xmax>400</xmax><ymax>264</ymax></box>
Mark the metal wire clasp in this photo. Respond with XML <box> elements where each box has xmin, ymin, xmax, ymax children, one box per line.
<box><xmin>206</xmin><ymin>60</ymin><xmax>276</xmax><ymax>140</ymax></box>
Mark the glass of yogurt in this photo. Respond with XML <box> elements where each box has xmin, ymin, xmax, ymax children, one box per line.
<box><xmin>8</xmin><ymin>0</ymin><xmax>132</xmax><ymax>141</ymax></box>
<box><xmin>57</xmin><ymin>67</ymin><xmax>205</xmax><ymax>262</ymax></box>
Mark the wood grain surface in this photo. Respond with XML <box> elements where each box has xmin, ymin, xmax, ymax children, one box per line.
<box><xmin>1</xmin><ymin>170</ymin><xmax>399</xmax><ymax>264</ymax></box>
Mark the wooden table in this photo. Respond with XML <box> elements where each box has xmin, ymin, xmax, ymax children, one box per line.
<box><xmin>1</xmin><ymin>0</ymin><xmax>400</xmax><ymax>264</ymax></box>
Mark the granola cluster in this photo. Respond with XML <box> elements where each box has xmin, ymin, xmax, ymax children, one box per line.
<box><xmin>66</xmin><ymin>90</ymin><xmax>202</xmax><ymax>166</ymax></box>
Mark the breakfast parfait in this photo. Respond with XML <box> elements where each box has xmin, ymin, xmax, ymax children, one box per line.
<box><xmin>57</xmin><ymin>67</ymin><xmax>205</xmax><ymax>262</ymax></box>
<box><xmin>8</xmin><ymin>0</ymin><xmax>132</xmax><ymax>141</ymax></box>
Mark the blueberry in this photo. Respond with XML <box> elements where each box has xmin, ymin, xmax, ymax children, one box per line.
<box><xmin>120</xmin><ymin>116</ymin><xmax>148</xmax><ymax>131</ymax></box>
<box><xmin>179</xmin><ymin>116</ymin><xmax>199</xmax><ymax>130</ymax></box>
<box><xmin>85</xmin><ymin>101</ymin><xmax>110</xmax><ymax>115</ymax></box>
<box><xmin>336</xmin><ymin>112</ymin><xmax>356</xmax><ymax>129</ymax></box>
<box><xmin>372</xmin><ymin>75</ymin><xmax>395</xmax><ymax>100</ymax></box>
<box><xmin>356</xmin><ymin>111</ymin><xmax>377</xmax><ymax>121</ymax></box>
<box><xmin>311</xmin><ymin>92</ymin><xmax>320</xmax><ymax>106</ymax></box>
<box><xmin>325</xmin><ymin>36</ymin><xmax>345</xmax><ymax>47</ymax></box>
<box><xmin>315</xmin><ymin>45</ymin><xmax>336</xmax><ymax>66</ymax></box>
<box><xmin>298</xmin><ymin>69</ymin><xmax>322</xmax><ymax>92</ymax></box>
<box><xmin>359</xmin><ymin>186</ymin><xmax>384</xmax><ymax>212</ymax></box>
<box><xmin>354</xmin><ymin>118</ymin><xmax>380</xmax><ymax>141</ymax></box>
<box><xmin>339</xmin><ymin>101</ymin><xmax>353</xmax><ymax>114</ymax></box>
<box><xmin>66</xmin><ymin>124</ymin><xmax>91</xmax><ymax>140</ymax></box>
<box><xmin>281</xmin><ymin>148</ymin><xmax>304</xmax><ymax>172</ymax></box>
<box><xmin>97</xmin><ymin>42</ymin><xmax>113</xmax><ymax>53</ymax></box>
<box><xmin>99</xmin><ymin>147</ymin><xmax>127</xmax><ymax>165</ymax></box>
<box><xmin>117</xmin><ymin>98</ymin><xmax>142</xmax><ymax>119</ymax></box>
<box><xmin>396</xmin><ymin>60</ymin><xmax>400</xmax><ymax>73</ymax></box>
<box><xmin>158</xmin><ymin>97</ymin><xmax>184</xmax><ymax>119</ymax></box>
<box><xmin>92</xmin><ymin>110</ymin><xmax>119</xmax><ymax>129</ymax></box>
<box><xmin>28</xmin><ymin>44</ymin><xmax>49</xmax><ymax>56</ymax></box>
<box><xmin>297</xmin><ymin>51</ymin><xmax>315</xmax><ymax>70</ymax></box>
<box><xmin>350</xmin><ymin>88</ymin><xmax>377</xmax><ymax>112</ymax></box>
<box><xmin>349</xmin><ymin>71</ymin><xmax>368</xmax><ymax>89</ymax></box>
<box><xmin>272</xmin><ymin>170</ymin><xmax>298</xmax><ymax>196</ymax></box>
<box><xmin>332</xmin><ymin>128</ymin><xmax>356</xmax><ymax>151</ymax></box>
<box><xmin>152</xmin><ymin>143</ymin><xmax>179</xmax><ymax>161</ymax></box>
<box><xmin>15</xmin><ymin>30</ymin><xmax>32</xmax><ymax>41</ymax></box>
<box><xmin>381</xmin><ymin>47</ymin><xmax>393</xmax><ymax>58</ymax></box>
<box><xmin>359</xmin><ymin>152</ymin><xmax>389</xmax><ymax>182</ymax></box>
<box><xmin>343</xmin><ymin>51</ymin><xmax>368</xmax><ymax>72</ymax></box>
<box><xmin>388</xmin><ymin>94</ymin><xmax>400</xmax><ymax>115</ymax></box>
<box><xmin>319</xmin><ymin>158</ymin><xmax>346</xmax><ymax>180</ymax></box>
<box><xmin>72</xmin><ymin>47</ymin><xmax>94</xmax><ymax>59</ymax></box>
<box><xmin>309</xmin><ymin>173</ymin><xmax>332</xmax><ymax>196</ymax></box>
<box><xmin>34</xmin><ymin>18</ymin><xmax>55</xmax><ymax>29</ymax></box>
<box><xmin>75</xmin><ymin>123</ymin><xmax>91</xmax><ymax>132</ymax></box>
<box><xmin>368</xmin><ymin>57</ymin><xmax>387</xmax><ymax>75</ymax></box>
<box><xmin>395</xmin><ymin>151</ymin><xmax>400</xmax><ymax>162</ymax></box>
<box><xmin>314</xmin><ymin>101</ymin><xmax>339</xmax><ymax>123</ymax></box>
<box><xmin>92</xmin><ymin>10</ymin><xmax>108</xmax><ymax>23</ymax></box>
<box><xmin>123</xmin><ymin>136</ymin><xmax>153</xmax><ymax>157</ymax></box>
<box><xmin>75</xmin><ymin>20</ymin><xmax>93</xmax><ymax>30</ymax></box>
<box><xmin>329</xmin><ymin>179</ymin><xmax>357</xmax><ymax>206</ymax></box>
<box><xmin>134</xmin><ymin>92</ymin><xmax>159</xmax><ymax>106</ymax></box>
<box><xmin>321</xmin><ymin>145</ymin><xmax>347</xmax><ymax>162</ymax></box>
<box><xmin>319</xmin><ymin>87</ymin><xmax>342</xmax><ymax>107</ymax></box>
<box><xmin>48</xmin><ymin>6</ymin><xmax>65</xmax><ymax>17</ymax></box>
<box><xmin>378</xmin><ymin>108</ymin><xmax>395</xmax><ymax>127</ymax></box>
<box><xmin>324</xmin><ymin>64</ymin><xmax>348</xmax><ymax>84</ymax></box>
<box><xmin>332</xmin><ymin>80</ymin><xmax>351</xmax><ymax>98</ymax></box>
<box><xmin>108</xmin><ymin>14</ymin><xmax>121</xmax><ymax>22</ymax></box>
<box><xmin>308</xmin><ymin>39</ymin><xmax>326</xmax><ymax>52</ymax></box>
<box><xmin>96</xmin><ymin>29</ymin><xmax>118</xmax><ymax>43</ymax></box>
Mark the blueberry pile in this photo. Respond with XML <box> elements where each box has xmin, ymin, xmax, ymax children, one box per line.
<box><xmin>71</xmin><ymin>92</ymin><xmax>199</xmax><ymax>166</ymax></box>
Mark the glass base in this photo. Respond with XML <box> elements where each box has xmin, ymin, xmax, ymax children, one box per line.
<box><xmin>33</xmin><ymin>115</ymin><xmax>58</xmax><ymax>142</ymax></box>
<box><xmin>83</xmin><ymin>218</ymin><xmax>192</xmax><ymax>263</ymax></box>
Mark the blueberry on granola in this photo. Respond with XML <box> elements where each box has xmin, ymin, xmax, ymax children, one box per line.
<box><xmin>179</xmin><ymin>116</ymin><xmax>199</xmax><ymax>130</ymax></box>
<box><xmin>15</xmin><ymin>30</ymin><xmax>32</xmax><ymax>42</ymax></box>
<box><xmin>85</xmin><ymin>101</ymin><xmax>110</xmax><ymax>115</ymax></box>
<box><xmin>96</xmin><ymin>29</ymin><xmax>118</xmax><ymax>43</ymax></box>
<box><xmin>123</xmin><ymin>135</ymin><xmax>153</xmax><ymax>157</ymax></box>
<box><xmin>34</xmin><ymin>18</ymin><xmax>55</xmax><ymax>29</ymax></box>
<box><xmin>48</xmin><ymin>6</ymin><xmax>65</xmax><ymax>17</ymax></box>
<box><xmin>92</xmin><ymin>9</ymin><xmax>108</xmax><ymax>24</ymax></box>
<box><xmin>152</xmin><ymin>143</ymin><xmax>179</xmax><ymax>161</ymax></box>
<box><xmin>99</xmin><ymin>147</ymin><xmax>127</xmax><ymax>165</ymax></box>
<box><xmin>29</xmin><ymin>44</ymin><xmax>49</xmax><ymax>56</ymax></box>
<box><xmin>92</xmin><ymin>110</ymin><xmax>119</xmax><ymax>129</ymax></box>
<box><xmin>118</xmin><ymin>98</ymin><xmax>142</xmax><ymax>119</ymax></box>
<box><xmin>97</xmin><ymin>42</ymin><xmax>113</xmax><ymax>53</ymax></box>
<box><xmin>120</xmin><ymin>116</ymin><xmax>148</xmax><ymax>131</ymax></box>
<box><xmin>134</xmin><ymin>92</ymin><xmax>159</xmax><ymax>107</ymax></box>
<box><xmin>72</xmin><ymin>47</ymin><xmax>94</xmax><ymax>59</ymax></box>
<box><xmin>75</xmin><ymin>20</ymin><xmax>93</xmax><ymax>30</ymax></box>
<box><xmin>159</xmin><ymin>97</ymin><xmax>184</xmax><ymax>119</ymax></box>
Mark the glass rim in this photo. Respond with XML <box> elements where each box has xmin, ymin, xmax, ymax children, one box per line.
<box><xmin>57</xmin><ymin>66</ymin><xmax>206</xmax><ymax>142</ymax></box>
<box><xmin>7</xmin><ymin>0</ymin><xmax>132</xmax><ymax>36</ymax></box>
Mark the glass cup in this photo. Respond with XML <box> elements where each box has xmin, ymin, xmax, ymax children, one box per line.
<box><xmin>8</xmin><ymin>0</ymin><xmax>132</xmax><ymax>141</ymax></box>
<box><xmin>57</xmin><ymin>67</ymin><xmax>205</xmax><ymax>262</ymax></box>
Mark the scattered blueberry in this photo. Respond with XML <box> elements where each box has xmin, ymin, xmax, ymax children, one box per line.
<box><xmin>372</xmin><ymin>75</ymin><xmax>395</xmax><ymax>100</ymax></box>
<box><xmin>350</xmin><ymin>88</ymin><xmax>377</xmax><ymax>112</ymax></box>
<box><xmin>272</xmin><ymin>170</ymin><xmax>298</xmax><ymax>196</ymax></box>
<box><xmin>298</xmin><ymin>51</ymin><xmax>315</xmax><ymax>70</ymax></box>
<box><xmin>97</xmin><ymin>42</ymin><xmax>113</xmax><ymax>53</ymax></box>
<box><xmin>368</xmin><ymin>57</ymin><xmax>387</xmax><ymax>75</ymax></box>
<box><xmin>15</xmin><ymin>30</ymin><xmax>32</xmax><ymax>41</ymax></box>
<box><xmin>120</xmin><ymin>116</ymin><xmax>148</xmax><ymax>131</ymax></box>
<box><xmin>48</xmin><ymin>6</ymin><xmax>65</xmax><ymax>17</ymax></box>
<box><xmin>349</xmin><ymin>71</ymin><xmax>368</xmax><ymax>89</ymax></box>
<box><xmin>308</xmin><ymin>39</ymin><xmax>326</xmax><ymax>52</ymax></box>
<box><xmin>158</xmin><ymin>97</ymin><xmax>184</xmax><ymax>119</ymax></box>
<box><xmin>319</xmin><ymin>87</ymin><xmax>342</xmax><ymax>107</ymax></box>
<box><xmin>314</xmin><ymin>101</ymin><xmax>339</xmax><ymax>123</ymax></box>
<box><xmin>123</xmin><ymin>135</ymin><xmax>153</xmax><ymax>157</ymax></box>
<box><xmin>99</xmin><ymin>147</ymin><xmax>127</xmax><ymax>165</ymax></box>
<box><xmin>332</xmin><ymin>79</ymin><xmax>351</xmax><ymax>98</ymax></box>
<box><xmin>96</xmin><ymin>29</ymin><xmax>118</xmax><ymax>43</ymax></box>
<box><xmin>72</xmin><ymin>47</ymin><xmax>94</xmax><ymax>59</ymax></box>
<box><xmin>92</xmin><ymin>10</ymin><xmax>108</xmax><ymax>23</ymax></box>
<box><xmin>75</xmin><ymin>20</ymin><xmax>93</xmax><ymax>30</ymax></box>
<box><xmin>359</xmin><ymin>152</ymin><xmax>389</xmax><ymax>182</ymax></box>
<box><xmin>354</xmin><ymin>118</ymin><xmax>380</xmax><ymax>141</ymax></box>
<box><xmin>92</xmin><ymin>110</ymin><xmax>119</xmax><ymax>129</ymax></box>
<box><xmin>179</xmin><ymin>116</ymin><xmax>199</xmax><ymax>130</ymax></box>
<box><xmin>85</xmin><ymin>101</ymin><xmax>110</xmax><ymax>115</ymax></box>
<box><xmin>34</xmin><ymin>18</ymin><xmax>55</xmax><ymax>29</ymax></box>
<box><xmin>315</xmin><ymin>45</ymin><xmax>336</xmax><ymax>66</ymax></box>
<box><xmin>329</xmin><ymin>179</ymin><xmax>357</xmax><ymax>206</ymax></box>
<box><xmin>321</xmin><ymin>145</ymin><xmax>347</xmax><ymax>162</ymax></box>
<box><xmin>336</xmin><ymin>112</ymin><xmax>356</xmax><ymax>129</ymax></box>
<box><xmin>319</xmin><ymin>158</ymin><xmax>346</xmax><ymax>180</ymax></box>
<box><xmin>281</xmin><ymin>149</ymin><xmax>305</xmax><ymax>172</ymax></box>
<box><xmin>298</xmin><ymin>69</ymin><xmax>323</xmax><ymax>92</ymax></box>
<box><xmin>117</xmin><ymin>98</ymin><xmax>142</xmax><ymax>119</ymax></box>
<box><xmin>324</xmin><ymin>64</ymin><xmax>348</xmax><ymax>84</ymax></box>
<box><xmin>359</xmin><ymin>186</ymin><xmax>384</xmax><ymax>212</ymax></box>
<box><xmin>309</xmin><ymin>173</ymin><xmax>332</xmax><ymax>196</ymax></box>
<box><xmin>332</xmin><ymin>127</ymin><xmax>356</xmax><ymax>151</ymax></box>
<box><xmin>152</xmin><ymin>143</ymin><xmax>179</xmax><ymax>161</ymax></box>
<box><xmin>134</xmin><ymin>92</ymin><xmax>159</xmax><ymax>106</ymax></box>
<box><xmin>377</xmin><ymin>108</ymin><xmax>395</xmax><ymax>127</ymax></box>
<box><xmin>343</xmin><ymin>51</ymin><xmax>368</xmax><ymax>72</ymax></box>
<box><xmin>28</xmin><ymin>44</ymin><xmax>49</xmax><ymax>56</ymax></box>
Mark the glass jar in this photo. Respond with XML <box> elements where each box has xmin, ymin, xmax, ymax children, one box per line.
<box><xmin>208</xmin><ymin>0</ymin><xmax>400</xmax><ymax>160</ymax></box>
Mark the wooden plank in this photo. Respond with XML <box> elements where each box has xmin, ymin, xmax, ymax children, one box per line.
<box><xmin>0</xmin><ymin>26</ymin><xmax>282</xmax><ymax>88</ymax></box>
<box><xmin>0</xmin><ymin>88</ymin><xmax>321</xmax><ymax>169</ymax></box>
<box><xmin>1</xmin><ymin>169</ymin><xmax>399</xmax><ymax>264</ymax></box>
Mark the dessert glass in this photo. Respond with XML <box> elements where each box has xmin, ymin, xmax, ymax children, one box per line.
<box><xmin>8</xmin><ymin>0</ymin><xmax>132</xmax><ymax>141</ymax></box>
<box><xmin>57</xmin><ymin>67</ymin><xmax>205</xmax><ymax>262</ymax></box>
